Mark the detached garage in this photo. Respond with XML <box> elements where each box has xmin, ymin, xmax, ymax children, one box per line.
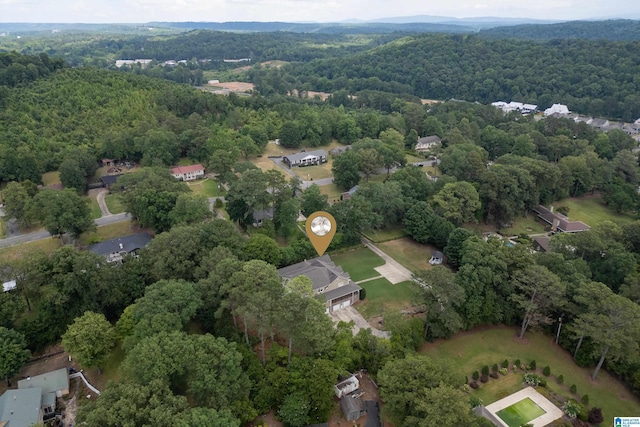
<box><xmin>324</xmin><ymin>283</ymin><xmax>361</xmax><ymax>313</ymax></box>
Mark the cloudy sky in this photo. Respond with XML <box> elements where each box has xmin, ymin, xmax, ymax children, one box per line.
<box><xmin>0</xmin><ymin>0</ymin><xmax>638</xmax><ymax>23</ymax></box>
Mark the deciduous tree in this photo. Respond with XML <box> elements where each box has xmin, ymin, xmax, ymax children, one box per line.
<box><xmin>0</xmin><ymin>327</ymin><xmax>30</xmax><ymax>386</ymax></box>
<box><xmin>61</xmin><ymin>311</ymin><xmax>116</xmax><ymax>371</ymax></box>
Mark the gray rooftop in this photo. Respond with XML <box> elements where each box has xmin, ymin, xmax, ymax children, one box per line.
<box><xmin>284</xmin><ymin>149</ymin><xmax>327</xmax><ymax>163</ymax></box>
<box><xmin>417</xmin><ymin>135</ymin><xmax>441</xmax><ymax>145</ymax></box>
<box><xmin>88</xmin><ymin>232</ymin><xmax>153</xmax><ymax>256</ymax></box>
<box><xmin>278</xmin><ymin>255</ymin><xmax>350</xmax><ymax>291</ymax></box>
<box><xmin>322</xmin><ymin>283</ymin><xmax>362</xmax><ymax>302</ymax></box>
<box><xmin>18</xmin><ymin>368</ymin><xmax>69</xmax><ymax>397</ymax></box>
<box><xmin>0</xmin><ymin>388</ymin><xmax>42</xmax><ymax>427</ymax></box>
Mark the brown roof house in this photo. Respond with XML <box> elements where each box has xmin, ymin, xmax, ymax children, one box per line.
<box><xmin>532</xmin><ymin>205</ymin><xmax>591</xmax><ymax>233</ymax></box>
<box><xmin>277</xmin><ymin>255</ymin><xmax>361</xmax><ymax>313</ymax></box>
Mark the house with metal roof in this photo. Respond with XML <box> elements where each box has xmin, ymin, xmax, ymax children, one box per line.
<box><xmin>0</xmin><ymin>388</ymin><xmax>43</xmax><ymax>427</ymax></box>
<box><xmin>277</xmin><ymin>255</ymin><xmax>361</xmax><ymax>313</ymax></box>
<box><xmin>18</xmin><ymin>368</ymin><xmax>70</xmax><ymax>417</ymax></box>
<box><xmin>282</xmin><ymin>150</ymin><xmax>327</xmax><ymax>168</ymax></box>
<box><xmin>88</xmin><ymin>232</ymin><xmax>153</xmax><ymax>263</ymax></box>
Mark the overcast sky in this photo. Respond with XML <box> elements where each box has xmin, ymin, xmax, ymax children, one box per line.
<box><xmin>0</xmin><ymin>0</ymin><xmax>638</xmax><ymax>23</ymax></box>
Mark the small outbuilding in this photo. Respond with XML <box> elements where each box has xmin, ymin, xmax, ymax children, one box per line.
<box><xmin>340</xmin><ymin>393</ymin><xmax>366</xmax><ymax>421</ymax></box>
<box><xmin>334</xmin><ymin>375</ymin><xmax>359</xmax><ymax>398</ymax></box>
<box><xmin>429</xmin><ymin>251</ymin><xmax>443</xmax><ymax>265</ymax></box>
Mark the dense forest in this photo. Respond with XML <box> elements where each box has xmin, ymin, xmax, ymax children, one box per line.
<box><xmin>480</xmin><ymin>19</ymin><xmax>640</xmax><ymax>41</ymax></box>
<box><xmin>260</xmin><ymin>34</ymin><xmax>640</xmax><ymax>120</ymax></box>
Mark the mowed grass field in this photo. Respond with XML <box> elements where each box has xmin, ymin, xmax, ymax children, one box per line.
<box><xmin>378</xmin><ymin>237</ymin><xmax>436</xmax><ymax>273</ymax></box>
<box><xmin>361</xmin><ymin>226</ymin><xmax>407</xmax><ymax>243</ymax></box>
<box><xmin>356</xmin><ymin>278</ymin><xmax>418</xmax><ymax>319</ymax></box>
<box><xmin>187</xmin><ymin>178</ymin><xmax>225</xmax><ymax>198</ymax></box>
<box><xmin>331</xmin><ymin>247</ymin><xmax>385</xmax><ymax>282</ymax></box>
<box><xmin>80</xmin><ymin>220</ymin><xmax>138</xmax><ymax>246</ymax></box>
<box><xmin>421</xmin><ymin>326</ymin><xmax>640</xmax><ymax>421</ymax></box>
<box><xmin>105</xmin><ymin>194</ymin><xmax>125</xmax><ymax>214</ymax></box>
<box><xmin>551</xmin><ymin>196</ymin><xmax>635</xmax><ymax>227</ymax></box>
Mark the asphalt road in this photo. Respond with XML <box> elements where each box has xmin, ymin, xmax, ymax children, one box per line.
<box><xmin>0</xmin><ymin>213</ymin><xmax>131</xmax><ymax>249</ymax></box>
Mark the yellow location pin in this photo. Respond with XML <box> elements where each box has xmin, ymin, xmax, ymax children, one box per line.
<box><xmin>306</xmin><ymin>211</ymin><xmax>337</xmax><ymax>256</ymax></box>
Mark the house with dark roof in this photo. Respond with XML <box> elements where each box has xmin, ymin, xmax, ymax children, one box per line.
<box><xmin>100</xmin><ymin>174</ymin><xmax>123</xmax><ymax>189</ymax></box>
<box><xmin>88</xmin><ymin>232</ymin><xmax>153</xmax><ymax>263</ymax></box>
<box><xmin>18</xmin><ymin>368</ymin><xmax>69</xmax><ymax>417</ymax></box>
<box><xmin>277</xmin><ymin>255</ymin><xmax>361</xmax><ymax>313</ymax></box>
<box><xmin>282</xmin><ymin>150</ymin><xmax>327</xmax><ymax>168</ymax></box>
<box><xmin>0</xmin><ymin>388</ymin><xmax>43</xmax><ymax>427</ymax></box>
<box><xmin>415</xmin><ymin>136</ymin><xmax>441</xmax><ymax>153</ymax></box>
<box><xmin>532</xmin><ymin>205</ymin><xmax>590</xmax><ymax>233</ymax></box>
<box><xmin>532</xmin><ymin>235</ymin><xmax>552</xmax><ymax>252</ymax></box>
<box><xmin>172</xmin><ymin>164</ymin><xmax>204</xmax><ymax>181</ymax></box>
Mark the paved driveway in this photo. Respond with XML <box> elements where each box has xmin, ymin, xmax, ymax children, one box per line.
<box><xmin>330</xmin><ymin>306</ymin><xmax>390</xmax><ymax>339</ymax></box>
<box><xmin>361</xmin><ymin>237</ymin><xmax>413</xmax><ymax>284</ymax></box>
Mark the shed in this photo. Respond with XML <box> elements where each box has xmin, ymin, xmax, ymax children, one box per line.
<box><xmin>334</xmin><ymin>375</ymin><xmax>359</xmax><ymax>398</ymax></box>
<box><xmin>428</xmin><ymin>251</ymin><xmax>444</xmax><ymax>265</ymax></box>
<box><xmin>2</xmin><ymin>280</ymin><xmax>16</xmax><ymax>292</ymax></box>
<box><xmin>340</xmin><ymin>394</ymin><xmax>366</xmax><ymax>421</ymax></box>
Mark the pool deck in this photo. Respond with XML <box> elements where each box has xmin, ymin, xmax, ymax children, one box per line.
<box><xmin>485</xmin><ymin>387</ymin><xmax>564</xmax><ymax>427</ymax></box>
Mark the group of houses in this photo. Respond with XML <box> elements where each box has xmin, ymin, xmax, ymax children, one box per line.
<box><xmin>491</xmin><ymin>101</ymin><xmax>539</xmax><ymax>115</ymax></box>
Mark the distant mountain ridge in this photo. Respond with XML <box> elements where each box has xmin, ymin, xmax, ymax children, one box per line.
<box><xmin>480</xmin><ymin>19</ymin><xmax>640</xmax><ymax>41</ymax></box>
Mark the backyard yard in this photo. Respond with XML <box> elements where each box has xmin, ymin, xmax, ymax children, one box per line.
<box><xmin>104</xmin><ymin>194</ymin><xmax>125</xmax><ymax>214</ymax></box>
<box><xmin>187</xmin><ymin>178</ymin><xmax>225</xmax><ymax>198</ymax></box>
<box><xmin>331</xmin><ymin>247</ymin><xmax>385</xmax><ymax>282</ymax></box>
<box><xmin>361</xmin><ymin>226</ymin><xmax>407</xmax><ymax>243</ymax></box>
<box><xmin>421</xmin><ymin>326</ymin><xmax>640</xmax><ymax>421</ymax></box>
<box><xmin>377</xmin><ymin>237</ymin><xmax>437</xmax><ymax>273</ymax></box>
<box><xmin>550</xmin><ymin>195</ymin><xmax>635</xmax><ymax>227</ymax></box>
<box><xmin>80</xmin><ymin>220</ymin><xmax>139</xmax><ymax>246</ymax></box>
<box><xmin>355</xmin><ymin>278</ymin><xmax>418</xmax><ymax>320</ymax></box>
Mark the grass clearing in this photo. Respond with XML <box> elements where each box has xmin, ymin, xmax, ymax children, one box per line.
<box><xmin>87</xmin><ymin>196</ymin><xmax>102</xmax><ymax>219</ymax></box>
<box><xmin>294</xmin><ymin>164</ymin><xmax>333</xmax><ymax>180</ymax></box>
<box><xmin>104</xmin><ymin>194</ymin><xmax>125</xmax><ymax>214</ymax></box>
<box><xmin>80</xmin><ymin>220</ymin><xmax>137</xmax><ymax>246</ymax></box>
<box><xmin>501</xmin><ymin>215</ymin><xmax>546</xmax><ymax>236</ymax></box>
<box><xmin>356</xmin><ymin>278</ymin><xmax>418</xmax><ymax>319</ymax></box>
<box><xmin>0</xmin><ymin>218</ymin><xmax>5</xmax><ymax>239</ymax></box>
<box><xmin>421</xmin><ymin>326</ymin><xmax>640</xmax><ymax>421</ymax></box>
<box><xmin>331</xmin><ymin>247</ymin><xmax>385</xmax><ymax>282</ymax></box>
<box><xmin>378</xmin><ymin>237</ymin><xmax>436</xmax><ymax>273</ymax></box>
<box><xmin>319</xmin><ymin>183</ymin><xmax>342</xmax><ymax>204</ymax></box>
<box><xmin>42</xmin><ymin>171</ymin><xmax>61</xmax><ymax>186</ymax></box>
<box><xmin>551</xmin><ymin>195</ymin><xmax>635</xmax><ymax>227</ymax></box>
<box><xmin>0</xmin><ymin>238</ymin><xmax>62</xmax><ymax>263</ymax></box>
<box><xmin>361</xmin><ymin>226</ymin><xmax>407</xmax><ymax>243</ymax></box>
<box><xmin>187</xmin><ymin>178</ymin><xmax>225</xmax><ymax>197</ymax></box>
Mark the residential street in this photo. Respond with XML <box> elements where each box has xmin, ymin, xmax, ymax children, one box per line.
<box><xmin>0</xmin><ymin>213</ymin><xmax>131</xmax><ymax>249</ymax></box>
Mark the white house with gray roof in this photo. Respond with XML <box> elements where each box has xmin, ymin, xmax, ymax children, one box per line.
<box><xmin>277</xmin><ymin>255</ymin><xmax>361</xmax><ymax>313</ymax></box>
<box><xmin>282</xmin><ymin>150</ymin><xmax>327</xmax><ymax>167</ymax></box>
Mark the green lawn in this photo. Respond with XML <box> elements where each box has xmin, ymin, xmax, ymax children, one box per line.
<box><xmin>80</xmin><ymin>220</ymin><xmax>137</xmax><ymax>246</ymax></box>
<box><xmin>378</xmin><ymin>237</ymin><xmax>436</xmax><ymax>273</ymax></box>
<box><xmin>294</xmin><ymin>164</ymin><xmax>334</xmax><ymax>180</ymax></box>
<box><xmin>87</xmin><ymin>196</ymin><xmax>102</xmax><ymax>219</ymax></box>
<box><xmin>331</xmin><ymin>247</ymin><xmax>385</xmax><ymax>281</ymax></box>
<box><xmin>104</xmin><ymin>194</ymin><xmax>125</xmax><ymax>214</ymax></box>
<box><xmin>0</xmin><ymin>238</ymin><xmax>62</xmax><ymax>263</ymax></box>
<box><xmin>356</xmin><ymin>278</ymin><xmax>418</xmax><ymax>319</ymax></box>
<box><xmin>0</xmin><ymin>217</ymin><xmax>5</xmax><ymax>239</ymax></box>
<box><xmin>551</xmin><ymin>196</ymin><xmax>635</xmax><ymax>227</ymax></box>
<box><xmin>421</xmin><ymin>326</ymin><xmax>640</xmax><ymax>421</ymax></box>
<box><xmin>319</xmin><ymin>183</ymin><xmax>342</xmax><ymax>204</ymax></box>
<box><xmin>187</xmin><ymin>178</ymin><xmax>225</xmax><ymax>197</ymax></box>
<box><xmin>42</xmin><ymin>171</ymin><xmax>61</xmax><ymax>186</ymax></box>
<box><xmin>496</xmin><ymin>398</ymin><xmax>546</xmax><ymax>427</ymax></box>
<box><xmin>361</xmin><ymin>226</ymin><xmax>407</xmax><ymax>243</ymax></box>
<box><xmin>473</xmin><ymin>372</ymin><xmax>524</xmax><ymax>404</ymax></box>
<box><xmin>501</xmin><ymin>215</ymin><xmax>546</xmax><ymax>236</ymax></box>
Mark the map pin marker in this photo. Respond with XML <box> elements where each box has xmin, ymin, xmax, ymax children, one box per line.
<box><xmin>306</xmin><ymin>211</ymin><xmax>337</xmax><ymax>257</ymax></box>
